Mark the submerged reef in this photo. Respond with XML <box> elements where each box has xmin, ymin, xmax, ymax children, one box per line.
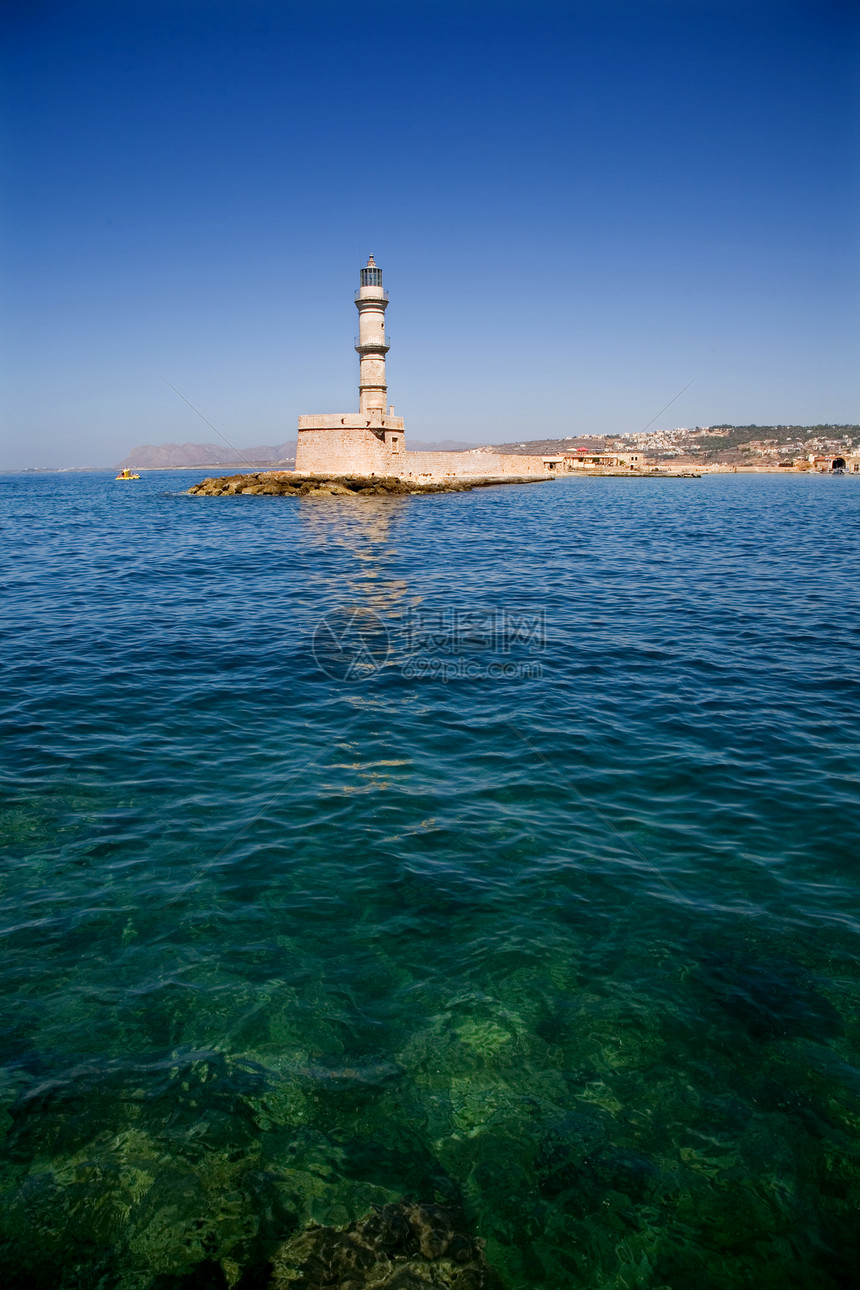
<box><xmin>268</xmin><ymin>1201</ymin><xmax>501</xmax><ymax>1289</ymax></box>
<box><xmin>186</xmin><ymin>473</ymin><xmax>547</xmax><ymax>497</ymax></box>
<box><xmin>1</xmin><ymin>940</ymin><xmax>859</xmax><ymax>1290</ymax></box>
<box><xmin>144</xmin><ymin>1203</ymin><xmax>499</xmax><ymax>1290</ymax></box>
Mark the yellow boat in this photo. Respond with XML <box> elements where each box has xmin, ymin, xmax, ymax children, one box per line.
<box><xmin>115</xmin><ymin>469</ymin><xmax>140</xmax><ymax>480</ymax></box>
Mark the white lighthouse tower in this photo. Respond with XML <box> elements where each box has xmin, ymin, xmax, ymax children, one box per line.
<box><xmin>355</xmin><ymin>255</ymin><xmax>389</xmax><ymax>416</ymax></box>
<box><xmin>296</xmin><ymin>255</ymin><xmax>406</xmax><ymax>475</ymax></box>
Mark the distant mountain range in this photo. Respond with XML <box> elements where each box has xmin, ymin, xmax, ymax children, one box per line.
<box><xmin>116</xmin><ymin>441</ymin><xmax>297</xmax><ymax>469</ymax></box>
<box><xmin>407</xmin><ymin>439</ymin><xmax>483</xmax><ymax>451</ymax></box>
<box><xmin>117</xmin><ymin>437</ymin><xmax>481</xmax><ymax>469</ymax></box>
<box><xmin>487</xmin><ymin>436</ymin><xmax>608</xmax><ymax>455</ymax></box>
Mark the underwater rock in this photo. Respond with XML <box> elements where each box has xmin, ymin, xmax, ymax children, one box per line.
<box><xmin>152</xmin><ymin>1259</ymin><xmax>230</xmax><ymax>1289</ymax></box>
<box><xmin>698</xmin><ymin>953</ymin><xmax>840</xmax><ymax>1043</ymax></box>
<box><xmin>268</xmin><ymin>1201</ymin><xmax>502</xmax><ymax>1289</ymax></box>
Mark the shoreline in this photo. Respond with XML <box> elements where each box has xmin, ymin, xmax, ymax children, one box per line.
<box><xmin>5</xmin><ymin>463</ymin><xmax>853</xmax><ymax>478</ymax></box>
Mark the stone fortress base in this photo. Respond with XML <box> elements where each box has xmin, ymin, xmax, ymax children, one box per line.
<box><xmin>295</xmin><ymin>416</ymin><xmax>552</xmax><ymax>483</ymax></box>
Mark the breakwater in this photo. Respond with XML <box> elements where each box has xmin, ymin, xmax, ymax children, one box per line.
<box><xmin>187</xmin><ymin>471</ymin><xmax>551</xmax><ymax>497</ymax></box>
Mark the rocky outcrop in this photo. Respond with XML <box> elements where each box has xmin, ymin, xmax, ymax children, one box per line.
<box><xmin>187</xmin><ymin>472</ymin><xmax>547</xmax><ymax>497</ymax></box>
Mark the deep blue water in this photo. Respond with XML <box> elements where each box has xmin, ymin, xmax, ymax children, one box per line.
<box><xmin>1</xmin><ymin>469</ymin><xmax>859</xmax><ymax>1289</ymax></box>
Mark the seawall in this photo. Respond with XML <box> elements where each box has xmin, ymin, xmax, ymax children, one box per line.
<box><xmin>400</xmin><ymin>451</ymin><xmax>550</xmax><ymax>481</ymax></box>
<box><xmin>295</xmin><ymin>423</ymin><xmax>553</xmax><ymax>481</ymax></box>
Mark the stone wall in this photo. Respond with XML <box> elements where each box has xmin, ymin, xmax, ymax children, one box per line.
<box><xmin>298</xmin><ymin>414</ymin><xmax>405</xmax><ymax>430</ymax></box>
<box><xmin>400</xmin><ymin>451</ymin><xmax>550</xmax><ymax>481</ymax></box>
<box><xmin>296</xmin><ymin>418</ymin><xmax>405</xmax><ymax>475</ymax></box>
<box><xmin>295</xmin><ymin>420</ymin><xmax>552</xmax><ymax>481</ymax></box>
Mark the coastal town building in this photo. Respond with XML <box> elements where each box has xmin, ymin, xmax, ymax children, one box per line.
<box><xmin>563</xmin><ymin>451</ymin><xmax>643</xmax><ymax>470</ymax></box>
<box><xmin>808</xmin><ymin>453</ymin><xmax>860</xmax><ymax>471</ymax></box>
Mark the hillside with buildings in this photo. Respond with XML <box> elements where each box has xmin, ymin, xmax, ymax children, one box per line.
<box><xmin>617</xmin><ymin>423</ymin><xmax>859</xmax><ymax>467</ymax></box>
<box><xmin>484</xmin><ymin>426</ymin><xmax>860</xmax><ymax>470</ymax></box>
<box><xmin>115</xmin><ymin>425</ymin><xmax>859</xmax><ymax>474</ymax></box>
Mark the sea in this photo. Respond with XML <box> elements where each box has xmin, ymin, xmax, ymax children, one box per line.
<box><xmin>1</xmin><ymin>469</ymin><xmax>858</xmax><ymax>1289</ymax></box>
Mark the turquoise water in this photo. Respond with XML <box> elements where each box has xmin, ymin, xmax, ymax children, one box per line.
<box><xmin>1</xmin><ymin>470</ymin><xmax>859</xmax><ymax>1289</ymax></box>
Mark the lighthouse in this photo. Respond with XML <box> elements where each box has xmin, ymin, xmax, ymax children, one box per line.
<box><xmin>355</xmin><ymin>255</ymin><xmax>390</xmax><ymax>416</ymax></box>
<box><xmin>296</xmin><ymin>255</ymin><xmax>406</xmax><ymax>475</ymax></box>
<box><xmin>293</xmin><ymin>254</ymin><xmax>558</xmax><ymax>483</ymax></box>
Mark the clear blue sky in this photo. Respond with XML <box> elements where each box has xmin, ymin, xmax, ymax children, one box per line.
<box><xmin>1</xmin><ymin>0</ymin><xmax>858</xmax><ymax>468</ymax></box>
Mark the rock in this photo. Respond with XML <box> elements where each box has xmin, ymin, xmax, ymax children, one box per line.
<box><xmin>268</xmin><ymin>1201</ymin><xmax>502</xmax><ymax>1289</ymax></box>
<box><xmin>187</xmin><ymin>472</ymin><xmax>550</xmax><ymax>498</ymax></box>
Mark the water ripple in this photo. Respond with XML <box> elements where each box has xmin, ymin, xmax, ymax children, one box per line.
<box><xmin>0</xmin><ymin>470</ymin><xmax>859</xmax><ymax>1287</ymax></box>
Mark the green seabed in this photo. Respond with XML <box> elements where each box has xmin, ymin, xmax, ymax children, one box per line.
<box><xmin>0</xmin><ymin>471</ymin><xmax>858</xmax><ymax>1288</ymax></box>
<box><xmin>3</xmin><ymin>759</ymin><xmax>858</xmax><ymax>1290</ymax></box>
